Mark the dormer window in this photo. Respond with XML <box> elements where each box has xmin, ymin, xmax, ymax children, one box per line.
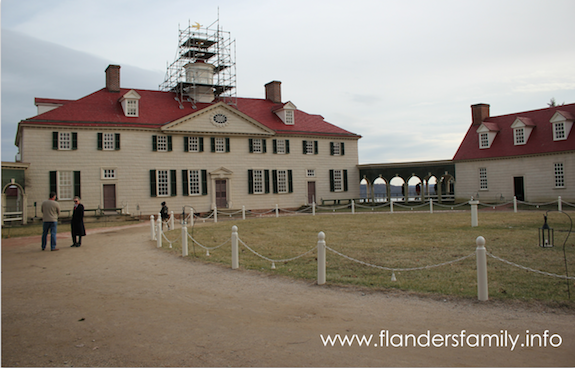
<box><xmin>274</xmin><ymin>102</ymin><xmax>296</xmax><ymax>125</ymax></box>
<box><xmin>550</xmin><ymin>111</ymin><xmax>574</xmax><ymax>141</ymax></box>
<box><xmin>511</xmin><ymin>117</ymin><xmax>534</xmax><ymax>146</ymax></box>
<box><xmin>477</xmin><ymin>123</ymin><xmax>499</xmax><ymax>149</ymax></box>
<box><xmin>119</xmin><ymin>89</ymin><xmax>141</xmax><ymax>117</ymax></box>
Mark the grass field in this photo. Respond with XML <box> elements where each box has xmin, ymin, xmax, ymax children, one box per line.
<box><xmin>160</xmin><ymin>211</ymin><xmax>575</xmax><ymax>307</ymax></box>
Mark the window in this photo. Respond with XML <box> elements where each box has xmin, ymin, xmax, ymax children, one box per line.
<box><xmin>182</xmin><ymin>169</ymin><xmax>208</xmax><ymax>196</ymax></box>
<box><xmin>555</xmin><ymin>163</ymin><xmax>565</xmax><ymax>188</ymax></box>
<box><xmin>553</xmin><ymin>122</ymin><xmax>566</xmax><ymax>141</ymax></box>
<box><xmin>49</xmin><ymin>171</ymin><xmax>81</xmax><ymax>200</ymax></box>
<box><xmin>120</xmin><ymin>90</ymin><xmax>141</xmax><ymax>117</ymax></box>
<box><xmin>52</xmin><ymin>131</ymin><xmax>78</xmax><ymax>150</ymax></box>
<box><xmin>184</xmin><ymin>137</ymin><xmax>204</xmax><ymax>152</ymax></box>
<box><xmin>330</xmin><ymin>142</ymin><xmax>345</xmax><ymax>156</ymax></box>
<box><xmin>248</xmin><ymin>169</ymin><xmax>270</xmax><ymax>194</ymax></box>
<box><xmin>514</xmin><ymin>128</ymin><xmax>525</xmax><ymax>145</ymax></box>
<box><xmin>152</xmin><ymin>135</ymin><xmax>172</xmax><ymax>152</ymax></box>
<box><xmin>285</xmin><ymin>110</ymin><xmax>294</xmax><ymax>125</ymax></box>
<box><xmin>303</xmin><ymin>140</ymin><xmax>318</xmax><ymax>155</ymax></box>
<box><xmin>479</xmin><ymin>133</ymin><xmax>489</xmax><ymax>148</ymax></box>
<box><xmin>249</xmin><ymin>138</ymin><xmax>266</xmax><ymax>153</ymax></box>
<box><xmin>307</xmin><ymin>169</ymin><xmax>316</xmax><ymax>177</ymax></box>
<box><xmin>126</xmin><ymin>100</ymin><xmax>138</xmax><ymax>116</ymax></box>
<box><xmin>273</xmin><ymin>139</ymin><xmax>290</xmax><ymax>154</ymax></box>
<box><xmin>329</xmin><ymin>169</ymin><xmax>348</xmax><ymax>192</ymax></box>
<box><xmin>149</xmin><ymin>170</ymin><xmax>176</xmax><ymax>197</ymax></box>
<box><xmin>211</xmin><ymin>137</ymin><xmax>230</xmax><ymax>153</ymax></box>
<box><xmin>272</xmin><ymin>170</ymin><xmax>293</xmax><ymax>194</ymax></box>
<box><xmin>102</xmin><ymin>169</ymin><xmax>116</xmax><ymax>179</ymax></box>
<box><xmin>98</xmin><ymin>133</ymin><xmax>121</xmax><ymax>150</ymax></box>
<box><xmin>479</xmin><ymin>168</ymin><xmax>488</xmax><ymax>190</ymax></box>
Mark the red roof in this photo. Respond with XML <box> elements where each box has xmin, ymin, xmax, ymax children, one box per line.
<box><xmin>453</xmin><ymin>103</ymin><xmax>575</xmax><ymax>161</ymax></box>
<box><xmin>21</xmin><ymin>88</ymin><xmax>360</xmax><ymax>138</ymax></box>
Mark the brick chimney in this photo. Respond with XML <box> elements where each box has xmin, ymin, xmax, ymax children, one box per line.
<box><xmin>105</xmin><ymin>65</ymin><xmax>121</xmax><ymax>92</ymax></box>
<box><xmin>265</xmin><ymin>81</ymin><xmax>282</xmax><ymax>103</ymax></box>
<box><xmin>471</xmin><ymin>103</ymin><xmax>490</xmax><ymax>126</ymax></box>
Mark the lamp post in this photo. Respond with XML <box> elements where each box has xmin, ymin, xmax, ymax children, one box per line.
<box><xmin>538</xmin><ymin>210</ymin><xmax>572</xmax><ymax>299</ymax></box>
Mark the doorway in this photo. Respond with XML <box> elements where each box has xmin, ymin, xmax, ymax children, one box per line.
<box><xmin>103</xmin><ymin>184</ymin><xmax>116</xmax><ymax>208</ymax></box>
<box><xmin>215</xmin><ymin>179</ymin><xmax>227</xmax><ymax>208</ymax></box>
<box><xmin>307</xmin><ymin>181</ymin><xmax>316</xmax><ymax>204</ymax></box>
<box><xmin>513</xmin><ymin>177</ymin><xmax>525</xmax><ymax>201</ymax></box>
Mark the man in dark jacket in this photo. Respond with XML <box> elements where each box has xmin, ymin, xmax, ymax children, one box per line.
<box><xmin>71</xmin><ymin>196</ymin><xmax>86</xmax><ymax>247</ymax></box>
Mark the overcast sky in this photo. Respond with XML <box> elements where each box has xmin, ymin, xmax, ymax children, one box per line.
<box><xmin>2</xmin><ymin>0</ymin><xmax>575</xmax><ymax>164</ymax></box>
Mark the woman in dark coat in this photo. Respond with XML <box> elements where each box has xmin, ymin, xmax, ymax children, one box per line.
<box><xmin>71</xmin><ymin>196</ymin><xmax>86</xmax><ymax>247</ymax></box>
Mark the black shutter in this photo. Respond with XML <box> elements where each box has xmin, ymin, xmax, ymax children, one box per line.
<box><xmin>201</xmin><ymin>170</ymin><xmax>208</xmax><ymax>195</ymax></box>
<box><xmin>115</xmin><ymin>133</ymin><xmax>121</xmax><ymax>150</ymax></box>
<box><xmin>314</xmin><ymin>141</ymin><xmax>319</xmax><ymax>155</ymax></box>
<box><xmin>330</xmin><ymin>170</ymin><xmax>335</xmax><ymax>192</ymax></box>
<box><xmin>184</xmin><ymin>137</ymin><xmax>189</xmax><ymax>152</ymax></box>
<box><xmin>249</xmin><ymin>138</ymin><xmax>253</xmax><ymax>153</ymax></box>
<box><xmin>170</xmin><ymin>170</ymin><xmax>177</xmax><ymax>196</ymax></box>
<box><xmin>152</xmin><ymin>135</ymin><xmax>157</xmax><ymax>151</ymax></box>
<box><xmin>72</xmin><ymin>132</ymin><xmax>78</xmax><ymax>150</ymax></box>
<box><xmin>341</xmin><ymin>142</ymin><xmax>345</xmax><ymax>156</ymax></box>
<box><xmin>199</xmin><ymin>137</ymin><xmax>204</xmax><ymax>152</ymax></box>
<box><xmin>343</xmin><ymin>170</ymin><xmax>348</xmax><ymax>192</ymax></box>
<box><xmin>49</xmin><ymin>171</ymin><xmax>57</xmax><ymax>196</ymax></box>
<box><xmin>74</xmin><ymin>171</ymin><xmax>81</xmax><ymax>198</ymax></box>
<box><xmin>52</xmin><ymin>132</ymin><xmax>58</xmax><ymax>150</ymax></box>
<box><xmin>167</xmin><ymin>136</ymin><xmax>172</xmax><ymax>152</ymax></box>
<box><xmin>182</xmin><ymin>170</ymin><xmax>189</xmax><ymax>196</ymax></box>
<box><xmin>285</xmin><ymin>140</ymin><xmax>290</xmax><ymax>154</ymax></box>
<box><xmin>211</xmin><ymin>137</ymin><xmax>216</xmax><ymax>152</ymax></box>
<box><xmin>288</xmin><ymin>170</ymin><xmax>293</xmax><ymax>193</ymax></box>
<box><xmin>225</xmin><ymin>138</ymin><xmax>230</xmax><ymax>152</ymax></box>
<box><xmin>302</xmin><ymin>140</ymin><xmax>307</xmax><ymax>154</ymax></box>
<box><xmin>272</xmin><ymin>170</ymin><xmax>278</xmax><ymax>193</ymax></box>
<box><xmin>97</xmin><ymin>133</ymin><xmax>103</xmax><ymax>150</ymax></box>
<box><xmin>150</xmin><ymin>170</ymin><xmax>157</xmax><ymax>197</ymax></box>
<box><xmin>273</xmin><ymin>139</ymin><xmax>277</xmax><ymax>154</ymax></box>
<box><xmin>330</xmin><ymin>142</ymin><xmax>334</xmax><ymax>155</ymax></box>
<box><xmin>262</xmin><ymin>139</ymin><xmax>267</xmax><ymax>153</ymax></box>
<box><xmin>248</xmin><ymin>170</ymin><xmax>254</xmax><ymax>194</ymax></box>
<box><xmin>264</xmin><ymin>170</ymin><xmax>270</xmax><ymax>194</ymax></box>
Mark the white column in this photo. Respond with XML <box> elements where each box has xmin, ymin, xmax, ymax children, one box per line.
<box><xmin>513</xmin><ymin>196</ymin><xmax>517</xmax><ymax>213</ymax></box>
<box><xmin>275</xmin><ymin>204</ymin><xmax>279</xmax><ymax>218</ymax></box>
<box><xmin>169</xmin><ymin>211</ymin><xmax>174</xmax><ymax>230</ymax></box>
<box><xmin>558</xmin><ymin>196</ymin><xmax>562</xmax><ymax>212</ymax></box>
<box><xmin>476</xmin><ymin>236</ymin><xmax>488</xmax><ymax>301</ymax></box>
<box><xmin>470</xmin><ymin>200</ymin><xmax>479</xmax><ymax>227</ymax></box>
<box><xmin>231</xmin><ymin>225</ymin><xmax>239</xmax><ymax>269</ymax></box>
<box><xmin>317</xmin><ymin>231</ymin><xmax>326</xmax><ymax>285</ymax></box>
<box><xmin>181</xmin><ymin>223</ymin><xmax>188</xmax><ymax>257</ymax></box>
<box><xmin>351</xmin><ymin>200</ymin><xmax>355</xmax><ymax>214</ymax></box>
<box><xmin>150</xmin><ymin>215</ymin><xmax>156</xmax><ymax>240</ymax></box>
<box><xmin>429</xmin><ymin>198</ymin><xmax>433</xmax><ymax>214</ymax></box>
<box><xmin>156</xmin><ymin>217</ymin><xmax>162</xmax><ymax>248</ymax></box>
<box><xmin>242</xmin><ymin>205</ymin><xmax>246</xmax><ymax>220</ymax></box>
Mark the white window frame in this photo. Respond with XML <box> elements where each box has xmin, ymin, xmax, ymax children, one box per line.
<box><xmin>305</xmin><ymin>141</ymin><xmax>314</xmax><ymax>154</ymax></box>
<box><xmin>157</xmin><ymin>170</ymin><xmax>170</xmax><ymax>197</ymax></box>
<box><xmin>188</xmin><ymin>137</ymin><xmax>200</xmax><ymax>152</ymax></box>
<box><xmin>188</xmin><ymin>170</ymin><xmax>201</xmax><ymax>195</ymax></box>
<box><xmin>333</xmin><ymin>169</ymin><xmax>343</xmax><ymax>192</ymax></box>
<box><xmin>156</xmin><ymin>136</ymin><xmax>168</xmax><ymax>152</ymax></box>
<box><xmin>277</xmin><ymin>170</ymin><xmax>288</xmax><ymax>193</ymax></box>
<box><xmin>252</xmin><ymin>139</ymin><xmax>263</xmax><ymax>153</ymax></box>
<box><xmin>101</xmin><ymin>168</ymin><xmax>117</xmax><ymax>179</ymax></box>
<box><xmin>59</xmin><ymin>132</ymin><xmax>71</xmax><ymax>150</ymax></box>
<box><xmin>553</xmin><ymin>122</ymin><xmax>566</xmax><ymax>141</ymax></box>
<box><xmin>285</xmin><ymin>110</ymin><xmax>294</xmax><ymax>125</ymax></box>
<box><xmin>126</xmin><ymin>100</ymin><xmax>138</xmax><ymax>116</ymax></box>
<box><xmin>513</xmin><ymin>128</ymin><xmax>525</xmax><ymax>145</ymax></box>
<box><xmin>103</xmin><ymin>133</ymin><xmax>115</xmax><ymax>150</ymax></box>
<box><xmin>58</xmin><ymin>171</ymin><xmax>74</xmax><ymax>200</ymax></box>
<box><xmin>479</xmin><ymin>133</ymin><xmax>489</xmax><ymax>149</ymax></box>
<box><xmin>555</xmin><ymin>163</ymin><xmax>565</xmax><ymax>188</ymax></box>
<box><xmin>479</xmin><ymin>168</ymin><xmax>488</xmax><ymax>190</ymax></box>
<box><xmin>214</xmin><ymin>137</ymin><xmax>226</xmax><ymax>153</ymax></box>
<box><xmin>276</xmin><ymin>139</ymin><xmax>286</xmax><ymax>154</ymax></box>
<box><xmin>253</xmin><ymin>169</ymin><xmax>264</xmax><ymax>194</ymax></box>
<box><xmin>306</xmin><ymin>169</ymin><xmax>316</xmax><ymax>177</ymax></box>
<box><xmin>332</xmin><ymin>142</ymin><xmax>341</xmax><ymax>155</ymax></box>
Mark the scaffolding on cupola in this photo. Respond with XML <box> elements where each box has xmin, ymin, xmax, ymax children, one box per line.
<box><xmin>159</xmin><ymin>18</ymin><xmax>237</xmax><ymax>108</ymax></box>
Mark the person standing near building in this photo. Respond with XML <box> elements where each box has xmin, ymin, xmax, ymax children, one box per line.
<box><xmin>70</xmin><ymin>196</ymin><xmax>86</xmax><ymax>247</ymax></box>
<box><xmin>41</xmin><ymin>192</ymin><xmax>60</xmax><ymax>251</ymax></box>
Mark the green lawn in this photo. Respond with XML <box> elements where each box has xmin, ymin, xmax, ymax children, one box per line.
<box><xmin>160</xmin><ymin>211</ymin><xmax>575</xmax><ymax>307</ymax></box>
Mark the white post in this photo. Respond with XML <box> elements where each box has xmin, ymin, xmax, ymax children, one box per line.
<box><xmin>390</xmin><ymin>200</ymin><xmax>394</xmax><ymax>213</ymax></box>
<box><xmin>317</xmin><ymin>231</ymin><xmax>326</xmax><ymax>285</ymax></box>
<box><xmin>242</xmin><ymin>206</ymin><xmax>246</xmax><ymax>220</ymax></box>
<box><xmin>470</xmin><ymin>200</ymin><xmax>479</xmax><ymax>227</ymax></box>
<box><xmin>189</xmin><ymin>207</ymin><xmax>194</xmax><ymax>227</ymax></box>
<box><xmin>231</xmin><ymin>225</ymin><xmax>239</xmax><ymax>269</ymax></box>
<box><xmin>476</xmin><ymin>236</ymin><xmax>488</xmax><ymax>301</ymax></box>
<box><xmin>150</xmin><ymin>215</ymin><xmax>156</xmax><ymax>240</ymax></box>
<box><xmin>181</xmin><ymin>222</ymin><xmax>188</xmax><ymax>256</ymax></box>
<box><xmin>214</xmin><ymin>206</ymin><xmax>218</xmax><ymax>223</ymax></box>
<box><xmin>429</xmin><ymin>198</ymin><xmax>433</xmax><ymax>214</ymax></box>
<box><xmin>169</xmin><ymin>211</ymin><xmax>174</xmax><ymax>230</ymax></box>
<box><xmin>312</xmin><ymin>201</ymin><xmax>316</xmax><ymax>216</ymax></box>
<box><xmin>513</xmin><ymin>196</ymin><xmax>517</xmax><ymax>213</ymax></box>
<box><xmin>351</xmin><ymin>200</ymin><xmax>355</xmax><ymax>214</ymax></box>
<box><xmin>558</xmin><ymin>196</ymin><xmax>562</xmax><ymax>212</ymax></box>
<box><xmin>156</xmin><ymin>217</ymin><xmax>163</xmax><ymax>248</ymax></box>
<box><xmin>275</xmin><ymin>204</ymin><xmax>279</xmax><ymax>218</ymax></box>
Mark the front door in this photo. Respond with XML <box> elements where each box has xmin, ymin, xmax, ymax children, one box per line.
<box><xmin>513</xmin><ymin>177</ymin><xmax>525</xmax><ymax>202</ymax></box>
<box><xmin>103</xmin><ymin>184</ymin><xmax>116</xmax><ymax>208</ymax></box>
<box><xmin>215</xmin><ymin>179</ymin><xmax>227</xmax><ymax>208</ymax></box>
<box><xmin>307</xmin><ymin>181</ymin><xmax>316</xmax><ymax>204</ymax></box>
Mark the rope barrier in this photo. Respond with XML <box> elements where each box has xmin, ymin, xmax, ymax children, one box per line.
<box><xmin>238</xmin><ymin>238</ymin><xmax>317</xmax><ymax>264</ymax></box>
<box><xmin>187</xmin><ymin>233</ymin><xmax>230</xmax><ymax>251</ymax></box>
<box><xmin>486</xmin><ymin>252</ymin><xmax>575</xmax><ymax>280</ymax></box>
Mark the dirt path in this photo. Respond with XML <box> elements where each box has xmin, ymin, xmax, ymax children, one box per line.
<box><xmin>2</xmin><ymin>223</ymin><xmax>574</xmax><ymax>367</ymax></box>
